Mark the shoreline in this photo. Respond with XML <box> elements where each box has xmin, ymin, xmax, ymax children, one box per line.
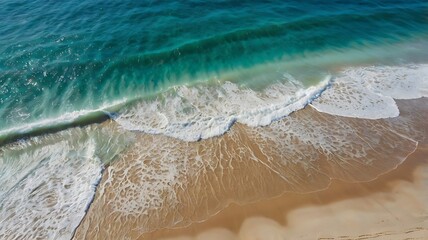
<box><xmin>1</xmin><ymin>96</ymin><xmax>426</xmax><ymax>240</ymax></box>
<box><xmin>2</xmin><ymin>62</ymin><xmax>426</xmax><ymax>146</ymax></box>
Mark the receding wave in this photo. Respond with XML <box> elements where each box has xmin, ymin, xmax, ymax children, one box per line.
<box><xmin>312</xmin><ymin>64</ymin><xmax>428</xmax><ymax>119</ymax></box>
<box><xmin>0</xmin><ymin>125</ymin><xmax>130</xmax><ymax>239</ymax></box>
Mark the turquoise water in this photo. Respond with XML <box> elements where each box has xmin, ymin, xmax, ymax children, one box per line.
<box><xmin>1</xmin><ymin>0</ymin><xmax>428</xmax><ymax>142</ymax></box>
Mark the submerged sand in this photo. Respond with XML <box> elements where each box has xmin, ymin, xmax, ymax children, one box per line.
<box><xmin>73</xmin><ymin>98</ymin><xmax>428</xmax><ymax>240</ymax></box>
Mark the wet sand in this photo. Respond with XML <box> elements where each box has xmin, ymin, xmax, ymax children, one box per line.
<box><xmin>145</xmin><ymin>145</ymin><xmax>428</xmax><ymax>240</ymax></box>
<box><xmin>73</xmin><ymin>98</ymin><xmax>428</xmax><ymax>240</ymax></box>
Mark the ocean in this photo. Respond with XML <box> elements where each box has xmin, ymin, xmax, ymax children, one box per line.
<box><xmin>1</xmin><ymin>1</ymin><xmax>428</xmax><ymax>239</ymax></box>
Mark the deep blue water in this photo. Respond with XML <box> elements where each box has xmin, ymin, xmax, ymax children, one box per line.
<box><xmin>1</xmin><ymin>0</ymin><xmax>428</xmax><ymax>141</ymax></box>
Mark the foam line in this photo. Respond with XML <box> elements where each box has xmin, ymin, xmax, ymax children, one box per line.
<box><xmin>114</xmin><ymin>77</ymin><xmax>331</xmax><ymax>141</ymax></box>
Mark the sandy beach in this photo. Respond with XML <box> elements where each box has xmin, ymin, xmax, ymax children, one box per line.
<box><xmin>73</xmin><ymin>98</ymin><xmax>428</xmax><ymax>240</ymax></box>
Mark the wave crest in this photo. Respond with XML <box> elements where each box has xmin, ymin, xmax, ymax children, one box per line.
<box><xmin>114</xmin><ymin>76</ymin><xmax>330</xmax><ymax>141</ymax></box>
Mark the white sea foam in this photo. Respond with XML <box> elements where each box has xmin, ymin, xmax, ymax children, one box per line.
<box><xmin>114</xmin><ymin>77</ymin><xmax>331</xmax><ymax>141</ymax></box>
<box><xmin>311</xmin><ymin>64</ymin><xmax>428</xmax><ymax>119</ymax></box>
<box><xmin>113</xmin><ymin>64</ymin><xmax>428</xmax><ymax>142</ymax></box>
<box><xmin>0</xmin><ymin>126</ymin><xmax>129</xmax><ymax>240</ymax></box>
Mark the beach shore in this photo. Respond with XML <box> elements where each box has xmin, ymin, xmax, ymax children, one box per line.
<box><xmin>73</xmin><ymin>98</ymin><xmax>428</xmax><ymax>240</ymax></box>
<box><xmin>2</xmin><ymin>2</ymin><xmax>428</xmax><ymax>239</ymax></box>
